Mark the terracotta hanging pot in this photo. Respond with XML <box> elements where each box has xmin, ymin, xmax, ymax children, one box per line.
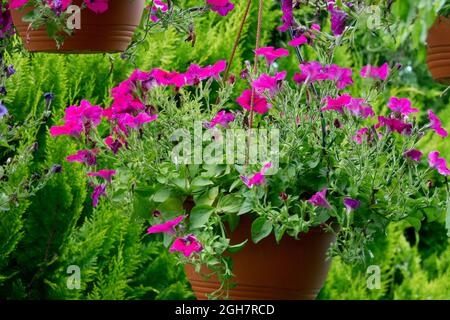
<box><xmin>184</xmin><ymin>215</ymin><xmax>335</xmax><ymax>300</ymax></box>
<box><xmin>426</xmin><ymin>16</ymin><xmax>450</xmax><ymax>84</ymax></box>
<box><xmin>9</xmin><ymin>0</ymin><xmax>145</xmax><ymax>53</ymax></box>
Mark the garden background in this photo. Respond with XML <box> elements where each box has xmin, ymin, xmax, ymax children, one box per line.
<box><xmin>0</xmin><ymin>0</ymin><xmax>449</xmax><ymax>299</ymax></box>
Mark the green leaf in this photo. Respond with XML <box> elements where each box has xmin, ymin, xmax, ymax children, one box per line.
<box><xmin>238</xmin><ymin>197</ymin><xmax>252</xmax><ymax>215</ymax></box>
<box><xmin>406</xmin><ymin>217</ymin><xmax>421</xmax><ymax>232</ymax></box>
<box><xmin>153</xmin><ymin>188</ymin><xmax>172</xmax><ymax>203</ymax></box>
<box><xmin>217</xmin><ymin>194</ymin><xmax>242</xmax><ymax>214</ymax></box>
<box><xmin>251</xmin><ymin>217</ymin><xmax>273</xmax><ymax>243</ymax></box>
<box><xmin>190</xmin><ymin>205</ymin><xmax>214</xmax><ymax>229</ymax></box>
<box><xmin>194</xmin><ymin>187</ymin><xmax>218</xmax><ymax>206</ymax></box>
<box><xmin>227</xmin><ymin>239</ymin><xmax>248</xmax><ymax>254</ymax></box>
<box><xmin>0</xmin><ymin>193</ymin><xmax>10</xmax><ymax>212</ymax></box>
<box><xmin>274</xmin><ymin>224</ymin><xmax>286</xmax><ymax>243</ymax></box>
<box><xmin>191</xmin><ymin>177</ymin><xmax>214</xmax><ymax>188</ymax></box>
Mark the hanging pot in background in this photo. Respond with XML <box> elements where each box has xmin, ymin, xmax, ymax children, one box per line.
<box><xmin>427</xmin><ymin>16</ymin><xmax>450</xmax><ymax>84</ymax></box>
<box><xmin>185</xmin><ymin>215</ymin><xmax>335</xmax><ymax>300</ymax></box>
<box><xmin>9</xmin><ymin>0</ymin><xmax>145</xmax><ymax>53</ymax></box>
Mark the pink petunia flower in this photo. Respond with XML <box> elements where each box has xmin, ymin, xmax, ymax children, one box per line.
<box><xmin>352</xmin><ymin>127</ymin><xmax>369</xmax><ymax>144</ymax></box>
<box><xmin>251</xmin><ymin>71</ymin><xmax>287</xmax><ymax>97</ymax></box>
<box><xmin>328</xmin><ymin>1</ymin><xmax>347</xmax><ymax>36</ymax></box>
<box><xmin>376</xmin><ymin>116</ymin><xmax>412</xmax><ymax>135</ymax></box>
<box><xmin>205</xmin><ymin>111</ymin><xmax>235</xmax><ymax>129</ymax></box>
<box><xmin>92</xmin><ymin>184</ymin><xmax>106</xmax><ymax>208</ymax></box>
<box><xmin>50</xmin><ymin>121</ymin><xmax>83</xmax><ymax>137</ymax></box>
<box><xmin>240</xmin><ymin>163</ymin><xmax>272</xmax><ymax>188</ymax></box>
<box><xmin>254</xmin><ymin>47</ymin><xmax>289</xmax><ymax>65</ymax></box>
<box><xmin>236</xmin><ymin>89</ymin><xmax>272</xmax><ymax>114</ymax></box>
<box><xmin>169</xmin><ymin>234</ymin><xmax>203</xmax><ymax>257</ymax></box>
<box><xmin>87</xmin><ymin>169</ymin><xmax>116</xmax><ymax>183</ymax></box>
<box><xmin>206</xmin><ymin>0</ymin><xmax>234</xmax><ymax>16</ymax></box>
<box><xmin>147</xmin><ymin>215</ymin><xmax>186</xmax><ymax>234</ymax></box>
<box><xmin>360</xmin><ymin>63</ymin><xmax>389</xmax><ymax>81</ymax></box>
<box><xmin>66</xmin><ymin>149</ymin><xmax>98</xmax><ymax>166</ymax></box>
<box><xmin>278</xmin><ymin>0</ymin><xmax>294</xmax><ymax>32</ymax></box>
<box><xmin>428</xmin><ymin>110</ymin><xmax>448</xmax><ymax>138</ymax></box>
<box><xmin>321</xmin><ymin>94</ymin><xmax>352</xmax><ymax>114</ymax></box>
<box><xmin>404</xmin><ymin>149</ymin><xmax>423</xmax><ymax>162</ymax></box>
<box><xmin>428</xmin><ymin>151</ymin><xmax>450</xmax><ymax>176</ymax></box>
<box><xmin>308</xmin><ymin>188</ymin><xmax>331</xmax><ymax>209</ymax></box>
<box><xmin>293</xmin><ymin>62</ymin><xmax>353</xmax><ymax>90</ymax></box>
<box><xmin>84</xmin><ymin>0</ymin><xmax>109</xmax><ymax>14</ymax></box>
<box><xmin>344</xmin><ymin>198</ymin><xmax>360</xmax><ymax>211</ymax></box>
<box><xmin>288</xmin><ymin>35</ymin><xmax>308</xmax><ymax>47</ymax></box>
<box><xmin>388</xmin><ymin>97</ymin><xmax>419</xmax><ymax>116</ymax></box>
<box><xmin>9</xmin><ymin>0</ymin><xmax>29</xmax><ymax>9</ymax></box>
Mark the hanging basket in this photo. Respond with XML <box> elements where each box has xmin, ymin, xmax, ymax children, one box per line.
<box><xmin>9</xmin><ymin>0</ymin><xmax>145</xmax><ymax>53</ymax></box>
<box><xmin>184</xmin><ymin>215</ymin><xmax>335</xmax><ymax>300</ymax></box>
<box><xmin>426</xmin><ymin>16</ymin><xmax>450</xmax><ymax>84</ymax></box>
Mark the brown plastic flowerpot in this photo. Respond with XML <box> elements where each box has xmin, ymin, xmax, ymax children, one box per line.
<box><xmin>184</xmin><ymin>215</ymin><xmax>335</xmax><ymax>300</ymax></box>
<box><xmin>427</xmin><ymin>16</ymin><xmax>450</xmax><ymax>84</ymax></box>
<box><xmin>10</xmin><ymin>0</ymin><xmax>145</xmax><ymax>53</ymax></box>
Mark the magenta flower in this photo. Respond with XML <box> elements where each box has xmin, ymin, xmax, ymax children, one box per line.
<box><xmin>9</xmin><ymin>0</ymin><xmax>28</xmax><ymax>9</ymax></box>
<box><xmin>117</xmin><ymin>113</ymin><xmax>158</xmax><ymax>133</ymax></box>
<box><xmin>278</xmin><ymin>0</ymin><xmax>294</xmax><ymax>32</ymax></box>
<box><xmin>404</xmin><ymin>149</ymin><xmax>423</xmax><ymax>162</ymax></box>
<box><xmin>429</xmin><ymin>151</ymin><xmax>450</xmax><ymax>176</ymax></box>
<box><xmin>84</xmin><ymin>0</ymin><xmax>109</xmax><ymax>14</ymax></box>
<box><xmin>207</xmin><ymin>0</ymin><xmax>234</xmax><ymax>16</ymax></box>
<box><xmin>47</xmin><ymin>0</ymin><xmax>72</xmax><ymax>13</ymax></box>
<box><xmin>360</xmin><ymin>63</ymin><xmax>389</xmax><ymax>81</ymax></box>
<box><xmin>294</xmin><ymin>62</ymin><xmax>353</xmax><ymax>90</ymax></box>
<box><xmin>251</xmin><ymin>71</ymin><xmax>287</xmax><ymax>97</ymax></box>
<box><xmin>288</xmin><ymin>35</ymin><xmax>308</xmax><ymax>47</ymax></box>
<box><xmin>308</xmin><ymin>188</ymin><xmax>331</xmax><ymax>209</ymax></box>
<box><xmin>388</xmin><ymin>97</ymin><xmax>419</xmax><ymax>116</ymax></box>
<box><xmin>254</xmin><ymin>47</ymin><xmax>289</xmax><ymax>65</ymax></box>
<box><xmin>92</xmin><ymin>184</ymin><xmax>106</xmax><ymax>208</ymax></box>
<box><xmin>104</xmin><ymin>135</ymin><xmax>125</xmax><ymax>155</ymax></box>
<box><xmin>169</xmin><ymin>234</ymin><xmax>203</xmax><ymax>257</ymax></box>
<box><xmin>346</xmin><ymin>98</ymin><xmax>375</xmax><ymax>119</ymax></box>
<box><xmin>66</xmin><ymin>149</ymin><xmax>98</xmax><ymax>166</ymax></box>
<box><xmin>240</xmin><ymin>163</ymin><xmax>272</xmax><ymax>188</ymax></box>
<box><xmin>205</xmin><ymin>111</ymin><xmax>235</xmax><ymax>129</ymax></box>
<box><xmin>428</xmin><ymin>110</ymin><xmax>448</xmax><ymax>138</ymax></box>
<box><xmin>87</xmin><ymin>169</ymin><xmax>116</xmax><ymax>183</ymax></box>
<box><xmin>236</xmin><ymin>89</ymin><xmax>272</xmax><ymax>114</ymax></box>
<box><xmin>328</xmin><ymin>1</ymin><xmax>347</xmax><ymax>36</ymax></box>
<box><xmin>344</xmin><ymin>198</ymin><xmax>360</xmax><ymax>211</ymax></box>
<box><xmin>321</xmin><ymin>94</ymin><xmax>352</xmax><ymax>114</ymax></box>
<box><xmin>50</xmin><ymin>121</ymin><xmax>83</xmax><ymax>137</ymax></box>
<box><xmin>149</xmin><ymin>0</ymin><xmax>168</xmax><ymax>22</ymax></box>
<box><xmin>352</xmin><ymin>127</ymin><xmax>369</xmax><ymax>144</ymax></box>
<box><xmin>147</xmin><ymin>215</ymin><xmax>186</xmax><ymax>234</ymax></box>
<box><xmin>377</xmin><ymin>116</ymin><xmax>412</xmax><ymax>135</ymax></box>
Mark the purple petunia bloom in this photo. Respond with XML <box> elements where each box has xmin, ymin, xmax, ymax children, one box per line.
<box><xmin>344</xmin><ymin>198</ymin><xmax>360</xmax><ymax>211</ymax></box>
<box><xmin>428</xmin><ymin>151</ymin><xmax>450</xmax><ymax>176</ymax></box>
<box><xmin>66</xmin><ymin>149</ymin><xmax>98</xmax><ymax>166</ymax></box>
<box><xmin>92</xmin><ymin>184</ymin><xmax>107</xmax><ymax>208</ymax></box>
<box><xmin>205</xmin><ymin>111</ymin><xmax>235</xmax><ymax>129</ymax></box>
<box><xmin>388</xmin><ymin>97</ymin><xmax>419</xmax><ymax>116</ymax></box>
<box><xmin>308</xmin><ymin>188</ymin><xmax>331</xmax><ymax>209</ymax></box>
<box><xmin>360</xmin><ymin>63</ymin><xmax>389</xmax><ymax>81</ymax></box>
<box><xmin>428</xmin><ymin>110</ymin><xmax>448</xmax><ymax>138</ymax></box>
<box><xmin>404</xmin><ymin>149</ymin><xmax>423</xmax><ymax>162</ymax></box>
<box><xmin>169</xmin><ymin>234</ymin><xmax>203</xmax><ymax>257</ymax></box>
<box><xmin>328</xmin><ymin>1</ymin><xmax>347</xmax><ymax>36</ymax></box>
<box><xmin>0</xmin><ymin>103</ymin><xmax>8</xmax><ymax>118</ymax></box>
<box><xmin>240</xmin><ymin>163</ymin><xmax>272</xmax><ymax>188</ymax></box>
<box><xmin>147</xmin><ymin>215</ymin><xmax>186</xmax><ymax>234</ymax></box>
<box><xmin>278</xmin><ymin>0</ymin><xmax>294</xmax><ymax>32</ymax></box>
<box><xmin>207</xmin><ymin>0</ymin><xmax>235</xmax><ymax>17</ymax></box>
<box><xmin>87</xmin><ymin>169</ymin><xmax>116</xmax><ymax>183</ymax></box>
